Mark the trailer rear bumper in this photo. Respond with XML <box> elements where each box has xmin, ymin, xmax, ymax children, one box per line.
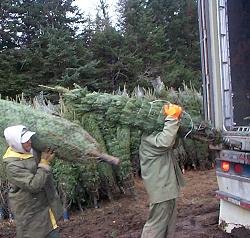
<box><xmin>216</xmin><ymin>190</ymin><xmax>250</xmax><ymax>210</ymax></box>
<box><xmin>217</xmin><ymin>197</ymin><xmax>250</xmax><ymax>233</ymax></box>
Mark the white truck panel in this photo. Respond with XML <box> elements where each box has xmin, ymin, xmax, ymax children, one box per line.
<box><xmin>217</xmin><ymin>175</ymin><xmax>250</xmax><ymax>201</ymax></box>
<box><xmin>219</xmin><ymin>200</ymin><xmax>250</xmax><ymax>233</ymax></box>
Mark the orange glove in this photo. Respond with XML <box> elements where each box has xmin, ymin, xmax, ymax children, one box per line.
<box><xmin>163</xmin><ymin>103</ymin><xmax>183</xmax><ymax>120</ymax></box>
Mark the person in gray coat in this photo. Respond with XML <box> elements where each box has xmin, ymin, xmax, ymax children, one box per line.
<box><xmin>3</xmin><ymin>125</ymin><xmax>63</xmax><ymax>238</ymax></box>
<box><xmin>139</xmin><ymin>104</ymin><xmax>185</xmax><ymax>238</ymax></box>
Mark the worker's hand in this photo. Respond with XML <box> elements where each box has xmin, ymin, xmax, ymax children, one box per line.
<box><xmin>40</xmin><ymin>148</ymin><xmax>55</xmax><ymax>165</ymax></box>
<box><xmin>163</xmin><ymin>103</ymin><xmax>183</xmax><ymax>120</ymax></box>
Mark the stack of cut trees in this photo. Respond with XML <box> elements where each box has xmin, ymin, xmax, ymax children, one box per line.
<box><xmin>0</xmin><ymin>85</ymin><xmax>222</xmax><ymax>213</ymax></box>
<box><xmin>55</xmin><ymin>85</ymin><xmax>221</xmax><ymax>200</ymax></box>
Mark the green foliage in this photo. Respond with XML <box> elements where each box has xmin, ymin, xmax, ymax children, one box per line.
<box><xmin>0</xmin><ymin>27</ymin><xmax>99</xmax><ymax>97</ymax></box>
<box><xmin>0</xmin><ymin>99</ymin><xmax>102</xmax><ymax>162</ymax></box>
<box><xmin>0</xmin><ymin>0</ymin><xmax>91</xmax><ymax>97</ymax></box>
<box><xmin>0</xmin><ymin>136</ymin><xmax>8</xmax><ymax>180</ymax></box>
<box><xmin>117</xmin><ymin>0</ymin><xmax>201</xmax><ymax>89</ymax></box>
<box><xmin>52</xmin><ymin>159</ymin><xmax>80</xmax><ymax>199</ymax></box>
<box><xmin>90</xmin><ymin>25</ymin><xmax>125</xmax><ymax>90</ymax></box>
<box><xmin>80</xmin><ymin>113</ymin><xmax>118</xmax><ymax>199</ymax></box>
<box><xmin>182</xmin><ymin>138</ymin><xmax>210</xmax><ymax>170</ymax></box>
<box><xmin>0</xmin><ymin>136</ymin><xmax>9</xmax><ymax>213</ymax></box>
<box><xmin>115</xmin><ymin>126</ymin><xmax>132</xmax><ymax>180</ymax></box>
<box><xmin>0</xmin><ymin>0</ymin><xmax>81</xmax><ymax>50</ymax></box>
<box><xmin>59</xmin><ymin>85</ymin><xmax>220</xmax><ymax>197</ymax></box>
<box><xmin>0</xmin><ymin>0</ymin><xmax>201</xmax><ymax>97</ymax></box>
<box><xmin>52</xmin><ymin>158</ymin><xmax>100</xmax><ymax>208</ymax></box>
<box><xmin>0</xmin><ymin>49</ymin><xmax>33</xmax><ymax>97</ymax></box>
<box><xmin>61</xmin><ymin>85</ymin><xmax>205</xmax><ymax>135</ymax></box>
<box><xmin>130</xmin><ymin>129</ymin><xmax>142</xmax><ymax>175</ymax></box>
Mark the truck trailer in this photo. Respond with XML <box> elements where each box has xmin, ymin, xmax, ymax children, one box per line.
<box><xmin>198</xmin><ymin>0</ymin><xmax>250</xmax><ymax>233</ymax></box>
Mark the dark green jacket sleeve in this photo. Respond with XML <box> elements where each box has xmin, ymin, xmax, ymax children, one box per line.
<box><xmin>5</xmin><ymin>159</ymin><xmax>50</xmax><ymax>193</ymax></box>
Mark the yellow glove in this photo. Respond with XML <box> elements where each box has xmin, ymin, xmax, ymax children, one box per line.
<box><xmin>40</xmin><ymin>148</ymin><xmax>55</xmax><ymax>165</ymax></box>
<box><xmin>163</xmin><ymin>103</ymin><xmax>183</xmax><ymax>120</ymax></box>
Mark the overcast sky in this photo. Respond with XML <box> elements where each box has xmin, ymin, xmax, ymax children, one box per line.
<box><xmin>74</xmin><ymin>0</ymin><xmax>118</xmax><ymax>21</ymax></box>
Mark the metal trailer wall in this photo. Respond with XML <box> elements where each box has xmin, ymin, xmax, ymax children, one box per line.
<box><xmin>198</xmin><ymin>0</ymin><xmax>224</xmax><ymax>129</ymax></box>
<box><xmin>198</xmin><ymin>0</ymin><xmax>250</xmax><ymax>130</ymax></box>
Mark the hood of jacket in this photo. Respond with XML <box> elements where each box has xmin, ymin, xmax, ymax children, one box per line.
<box><xmin>4</xmin><ymin>125</ymin><xmax>33</xmax><ymax>154</ymax></box>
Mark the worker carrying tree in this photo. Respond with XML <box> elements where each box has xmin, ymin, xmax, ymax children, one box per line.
<box><xmin>139</xmin><ymin>103</ymin><xmax>185</xmax><ymax>238</ymax></box>
<box><xmin>3</xmin><ymin>125</ymin><xmax>63</xmax><ymax>238</ymax></box>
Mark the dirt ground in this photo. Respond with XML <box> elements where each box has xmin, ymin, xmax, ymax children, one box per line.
<box><xmin>0</xmin><ymin>169</ymin><xmax>238</xmax><ymax>238</ymax></box>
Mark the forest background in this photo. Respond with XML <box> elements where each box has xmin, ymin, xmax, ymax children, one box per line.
<box><xmin>0</xmin><ymin>0</ymin><xmax>201</xmax><ymax>98</ymax></box>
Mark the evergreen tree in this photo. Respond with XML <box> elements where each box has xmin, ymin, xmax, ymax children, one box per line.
<box><xmin>86</xmin><ymin>0</ymin><xmax>139</xmax><ymax>91</ymax></box>
<box><xmin>117</xmin><ymin>0</ymin><xmax>166</xmax><ymax>83</ymax></box>
<box><xmin>0</xmin><ymin>0</ymin><xmax>81</xmax><ymax>50</ymax></box>
<box><xmin>147</xmin><ymin>0</ymin><xmax>201</xmax><ymax>88</ymax></box>
<box><xmin>0</xmin><ymin>0</ymin><xmax>25</xmax><ymax>49</ymax></box>
<box><xmin>117</xmin><ymin>0</ymin><xmax>201</xmax><ymax>89</ymax></box>
<box><xmin>0</xmin><ymin>0</ymin><xmax>202</xmax><ymax>97</ymax></box>
<box><xmin>0</xmin><ymin>0</ymin><xmax>91</xmax><ymax>97</ymax></box>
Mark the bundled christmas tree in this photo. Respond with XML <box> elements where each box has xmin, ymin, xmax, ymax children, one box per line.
<box><xmin>60</xmin><ymin>85</ymin><xmax>221</xmax><ymax>143</ymax></box>
<box><xmin>0</xmin><ymin>99</ymin><xmax>119</xmax><ymax>165</ymax></box>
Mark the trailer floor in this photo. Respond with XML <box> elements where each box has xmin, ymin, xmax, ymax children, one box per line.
<box><xmin>0</xmin><ymin>169</ymin><xmax>241</xmax><ymax>238</ymax></box>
